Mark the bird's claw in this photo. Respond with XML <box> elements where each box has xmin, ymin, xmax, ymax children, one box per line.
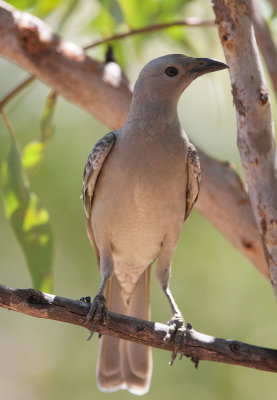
<box><xmin>163</xmin><ymin>313</ymin><xmax>184</xmax><ymax>342</ymax></box>
<box><xmin>80</xmin><ymin>296</ymin><xmax>91</xmax><ymax>303</ymax></box>
<box><xmin>85</xmin><ymin>294</ymin><xmax>109</xmax><ymax>340</ymax></box>
<box><xmin>163</xmin><ymin>313</ymin><xmax>186</xmax><ymax>365</ymax></box>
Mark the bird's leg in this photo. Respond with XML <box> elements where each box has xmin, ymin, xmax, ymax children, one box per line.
<box><xmin>85</xmin><ymin>274</ymin><xmax>111</xmax><ymax>340</ymax></box>
<box><xmin>162</xmin><ymin>286</ymin><xmax>186</xmax><ymax>364</ymax></box>
<box><xmin>155</xmin><ymin>252</ymin><xmax>186</xmax><ymax>364</ymax></box>
<box><xmin>85</xmin><ymin>251</ymin><xmax>114</xmax><ymax>339</ymax></box>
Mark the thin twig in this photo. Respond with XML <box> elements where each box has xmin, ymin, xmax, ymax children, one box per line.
<box><xmin>83</xmin><ymin>18</ymin><xmax>215</xmax><ymax>50</ymax></box>
<box><xmin>0</xmin><ymin>75</ymin><xmax>35</xmax><ymax>111</ymax></box>
<box><xmin>1</xmin><ymin>110</ymin><xmax>16</xmax><ymax>141</ymax></box>
<box><xmin>0</xmin><ymin>284</ymin><xmax>277</xmax><ymax>372</ymax></box>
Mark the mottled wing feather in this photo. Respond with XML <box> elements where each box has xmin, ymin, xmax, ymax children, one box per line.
<box><xmin>82</xmin><ymin>132</ymin><xmax>115</xmax><ymax>265</ymax></box>
<box><xmin>82</xmin><ymin>131</ymin><xmax>115</xmax><ymax>219</ymax></box>
<box><xmin>185</xmin><ymin>143</ymin><xmax>201</xmax><ymax>221</ymax></box>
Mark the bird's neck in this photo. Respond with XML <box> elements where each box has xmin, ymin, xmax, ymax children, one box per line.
<box><xmin>126</xmin><ymin>92</ymin><xmax>180</xmax><ymax>135</ymax></box>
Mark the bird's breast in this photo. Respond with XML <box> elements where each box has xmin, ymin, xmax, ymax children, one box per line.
<box><xmin>91</xmin><ymin>131</ymin><xmax>188</xmax><ymax>267</ymax></box>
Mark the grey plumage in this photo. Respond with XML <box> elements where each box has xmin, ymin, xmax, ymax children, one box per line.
<box><xmin>82</xmin><ymin>54</ymin><xmax>228</xmax><ymax>394</ymax></box>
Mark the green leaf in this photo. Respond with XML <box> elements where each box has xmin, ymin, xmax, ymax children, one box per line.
<box><xmin>22</xmin><ymin>91</ymin><xmax>57</xmax><ymax>179</ymax></box>
<box><xmin>6</xmin><ymin>0</ymin><xmax>38</xmax><ymax>11</ymax></box>
<box><xmin>1</xmin><ymin>129</ymin><xmax>54</xmax><ymax>292</ymax></box>
<box><xmin>40</xmin><ymin>91</ymin><xmax>57</xmax><ymax>144</ymax></box>
<box><xmin>91</xmin><ymin>7</ymin><xmax>116</xmax><ymax>37</ymax></box>
<box><xmin>56</xmin><ymin>0</ymin><xmax>80</xmax><ymax>33</ymax></box>
<box><xmin>34</xmin><ymin>0</ymin><xmax>64</xmax><ymax>17</ymax></box>
<box><xmin>7</xmin><ymin>0</ymin><xmax>65</xmax><ymax>17</ymax></box>
<box><xmin>22</xmin><ymin>140</ymin><xmax>44</xmax><ymax>178</ymax></box>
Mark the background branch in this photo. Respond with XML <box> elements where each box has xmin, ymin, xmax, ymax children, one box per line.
<box><xmin>0</xmin><ymin>1</ymin><xmax>268</xmax><ymax>277</ymax></box>
<box><xmin>0</xmin><ymin>75</ymin><xmax>35</xmax><ymax>111</ymax></box>
<box><xmin>1</xmin><ymin>284</ymin><xmax>277</xmax><ymax>372</ymax></box>
<box><xmin>83</xmin><ymin>18</ymin><xmax>214</xmax><ymax>50</ymax></box>
<box><xmin>268</xmin><ymin>0</ymin><xmax>277</xmax><ymax>14</ymax></box>
<box><xmin>250</xmin><ymin>0</ymin><xmax>277</xmax><ymax>95</ymax></box>
<box><xmin>213</xmin><ymin>0</ymin><xmax>277</xmax><ymax>297</ymax></box>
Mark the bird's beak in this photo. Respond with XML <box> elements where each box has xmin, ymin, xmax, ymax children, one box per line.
<box><xmin>188</xmin><ymin>58</ymin><xmax>229</xmax><ymax>76</ymax></box>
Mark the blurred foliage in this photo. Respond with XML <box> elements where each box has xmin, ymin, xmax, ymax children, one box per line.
<box><xmin>1</xmin><ymin>0</ymin><xmax>277</xmax><ymax>400</ymax></box>
<box><xmin>0</xmin><ymin>90</ymin><xmax>57</xmax><ymax>292</ymax></box>
<box><xmin>86</xmin><ymin>0</ymin><xmax>195</xmax><ymax>61</ymax></box>
<box><xmin>7</xmin><ymin>0</ymin><xmax>65</xmax><ymax>17</ymax></box>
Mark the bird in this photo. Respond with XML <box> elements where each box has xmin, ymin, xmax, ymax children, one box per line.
<box><xmin>82</xmin><ymin>54</ymin><xmax>228</xmax><ymax>395</ymax></box>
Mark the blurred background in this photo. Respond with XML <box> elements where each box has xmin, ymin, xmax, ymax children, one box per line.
<box><xmin>0</xmin><ymin>0</ymin><xmax>277</xmax><ymax>399</ymax></box>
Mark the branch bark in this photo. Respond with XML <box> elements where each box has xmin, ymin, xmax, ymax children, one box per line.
<box><xmin>0</xmin><ymin>1</ymin><xmax>268</xmax><ymax>277</ymax></box>
<box><xmin>1</xmin><ymin>284</ymin><xmax>277</xmax><ymax>372</ymax></box>
<box><xmin>213</xmin><ymin>0</ymin><xmax>277</xmax><ymax>297</ymax></box>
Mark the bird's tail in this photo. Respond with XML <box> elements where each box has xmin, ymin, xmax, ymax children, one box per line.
<box><xmin>97</xmin><ymin>267</ymin><xmax>152</xmax><ymax>395</ymax></box>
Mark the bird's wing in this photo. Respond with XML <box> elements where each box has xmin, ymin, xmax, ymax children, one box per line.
<box><xmin>82</xmin><ymin>131</ymin><xmax>115</xmax><ymax>218</ymax></box>
<box><xmin>82</xmin><ymin>132</ymin><xmax>115</xmax><ymax>263</ymax></box>
<box><xmin>185</xmin><ymin>143</ymin><xmax>201</xmax><ymax>221</ymax></box>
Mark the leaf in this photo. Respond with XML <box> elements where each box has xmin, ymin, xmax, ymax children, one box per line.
<box><xmin>1</xmin><ymin>119</ymin><xmax>54</xmax><ymax>292</ymax></box>
<box><xmin>40</xmin><ymin>90</ymin><xmax>57</xmax><ymax>144</ymax></box>
<box><xmin>34</xmin><ymin>0</ymin><xmax>64</xmax><ymax>17</ymax></box>
<box><xmin>22</xmin><ymin>140</ymin><xmax>44</xmax><ymax>178</ymax></box>
<box><xmin>22</xmin><ymin>91</ymin><xmax>57</xmax><ymax>179</ymax></box>
<box><xmin>90</xmin><ymin>7</ymin><xmax>116</xmax><ymax>37</ymax></box>
<box><xmin>56</xmin><ymin>0</ymin><xmax>80</xmax><ymax>33</ymax></box>
<box><xmin>7</xmin><ymin>0</ymin><xmax>65</xmax><ymax>17</ymax></box>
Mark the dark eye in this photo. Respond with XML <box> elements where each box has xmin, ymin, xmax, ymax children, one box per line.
<box><xmin>165</xmin><ymin>66</ymin><xmax>178</xmax><ymax>77</ymax></box>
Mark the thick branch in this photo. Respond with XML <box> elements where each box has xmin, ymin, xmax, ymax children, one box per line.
<box><xmin>197</xmin><ymin>151</ymin><xmax>269</xmax><ymax>277</ymax></box>
<box><xmin>213</xmin><ymin>0</ymin><xmax>277</xmax><ymax>296</ymax></box>
<box><xmin>0</xmin><ymin>1</ymin><xmax>268</xmax><ymax>276</ymax></box>
<box><xmin>1</xmin><ymin>284</ymin><xmax>277</xmax><ymax>372</ymax></box>
<box><xmin>0</xmin><ymin>1</ymin><xmax>132</xmax><ymax>128</ymax></box>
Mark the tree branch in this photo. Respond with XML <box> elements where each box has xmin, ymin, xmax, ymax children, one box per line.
<box><xmin>83</xmin><ymin>18</ymin><xmax>215</xmax><ymax>50</ymax></box>
<box><xmin>0</xmin><ymin>1</ymin><xmax>268</xmax><ymax>277</ymax></box>
<box><xmin>1</xmin><ymin>284</ymin><xmax>277</xmax><ymax>372</ymax></box>
<box><xmin>0</xmin><ymin>75</ymin><xmax>35</xmax><ymax>111</ymax></box>
<box><xmin>213</xmin><ymin>0</ymin><xmax>277</xmax><ymax>297</ymax></box>
<box><xmin>268</xmin><ymin>0</ymin><xmax>277</xmax><ymax>15</ymax></box>
<box><xmin>197</xmin><ymin>150</ymin><xmax>269</xmax><ymax>278</ymax></box>
<box><xmin>250</xmin><ymin>0</ymin><xmax>277</xmax><ymax>95</ymax></box>
<box><xmin>0</xmin><ymin>1</ymin><xmax>132</xmax><ymax>128</ymax></box>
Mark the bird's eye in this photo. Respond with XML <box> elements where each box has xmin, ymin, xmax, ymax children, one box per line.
<box><xmin>165</xmin><ymin>66</ymin><xmax>178</xmax><ymax>77</ymax></box>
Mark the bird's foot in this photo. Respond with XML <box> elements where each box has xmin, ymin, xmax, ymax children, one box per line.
<box><xmin>85</xmin><ymin>294</ymin><xmax>109</xmax><ymax>340</ymax></box>
<box><xmin>164</xmin><ymin>313</ymin><xmax>186</xmax><ymax>365</ymax></box>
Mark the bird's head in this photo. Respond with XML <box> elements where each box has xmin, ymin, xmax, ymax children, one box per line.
<box><xmin>133</xmin><ymin>54</ymin><xmax>228</xmax><ymax>104</ymax></box>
